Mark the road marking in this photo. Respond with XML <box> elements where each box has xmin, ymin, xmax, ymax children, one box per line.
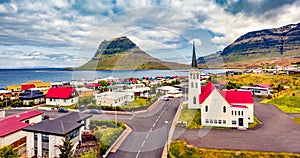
<box><xmin>146</xmin><ymin>132</ymin><xmax>150</xmax><ymax>139</ymax></box>
<box><xmin>155</xmin><ymin>118</ymin><xmax>159</xmax><ymax>122</ymax></box>
<box><xmin>141</xmin><ymin>140</ymin><xmax>146</xmax><ymax>147</ymax></box>
<box><xmin>149</xmin><ymin>128</ymin><xmax>153</xmax><ymax>132</ymax></box>
<box><xmin>152</xmin><ymin>123</ymin><xmax>156</xmax><ymax>127</ymax></box>
<box><xmin>136</xmin><ymin>150</ymin><xmax>141</xmax><ymax>158</ymax></box>
<box><xmin>129</xmin><ymin>114</ymin><xmax>135</xmax><ymax>119</ymax></box>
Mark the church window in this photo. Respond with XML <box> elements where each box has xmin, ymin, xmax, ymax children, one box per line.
<box><xmin>205</xmin><ymin>105</ymin><xmax>208</xmax><ymax>112</ymax></box>
<box><xmin>195</xmin><ymin>82</ymin><xmax>198</xmax><ymax>88</ymax></box>
<box><xmin>223</xmin><ymin>106</ymin><xmax>226</xmax><ymax>113</ymax></box>
<box><xmin>191</xmin><ymin>82</ymin><xmax>194</xmax><ymax>88</ymax></box>
<box><xmin>193</xmin><ymin>96</ymin><xmax>196</xmax><ymax>104</ymax></box>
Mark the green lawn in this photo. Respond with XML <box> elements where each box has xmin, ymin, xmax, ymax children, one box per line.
<box><xmin>178</xmin><ymin>104</ymin><xmax>201</xmax><ymax>129</ymax></box>
<box><xmin>169</xmin><ymin>140</ymin><xmax>300</xmax><ymax>158</ymax></box>
<box><xmin>90</xmin><ymin>120</ymin><xmax>126</xmax><ymax>156</ymax></box>
<box><xmin>261</xmin><ymin>90</ymin><xmax>300</xmax><ymax>113</ymax></box>
<box><xmin>249</xmin><ymin>116</ymin><xmax>262</xmax><ymax>129</ymax></box>
<box><xmin>293</xmin><ymin>118</ymin><xmax>300</xmax><ymax>125</ymax></box>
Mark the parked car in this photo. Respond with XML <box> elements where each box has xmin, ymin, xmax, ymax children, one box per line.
<box><xmin>58</xmin><ymin>108</ymin><xmax>68</xmax><ymax>113</ymax></box>
<box><xmin>163</xmin><ymin>97</ymin><xmax>169</xmax><ymax>101</ymax></box>
<box><xmin>90</xmin><ymin>109</ymin><xmax>101</xmax><ymax>114</ymax></box>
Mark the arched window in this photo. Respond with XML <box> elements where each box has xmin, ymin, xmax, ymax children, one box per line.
<box><xmin>191</xmin><ymin>82</ymin><xmax>194</xmax><ymax>88</ymax></box>
<box><xmin>223</xmin><ymin>106</ymin><xmax>226</xmax><ymax>113</ymax></box>
<box><xmin>205</xmin><ymin>105</ymin><xmax>208</xmax><ymax>112</ymax></box>
<box><xmin>193</xmin><ymin>96</ymin><xmax>196</xmax><ymax>104</ymax></box>
<box><xmin>197</xmin><ymin>73</ymin><xmax>199</xmax><ymax>79</ymax></box>
<box><xmin>195</xmin><ymin>82</ymin><xmax>198</xmax><ymax>88</ymax></box>
<box><xmin>190</xmin><ymin>73</ymin><xmax>192</xmax><ymax>79</ymax></box>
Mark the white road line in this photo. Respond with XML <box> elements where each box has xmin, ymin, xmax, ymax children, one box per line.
<box><xmin>141</xmin><ymin>140</ymin><xmax>146</xmax><ymax>147</ymax></box>
<box><xmin>152</xmin><ymin>123</ymin><xmax>156</xmax><ymax>127</ymax></box>
<box><xmin>149</xmin><ymin>128</ymin><xmax>153</xmax><ymax>132</ymax></box>
<box><xmin>155</xmin><ymin>118</ymin><xmax>159</xmax><ymax>122</ymax></box>
<box><xmin>136</xmin><ymin>150</ymin><xmax>141</xmax><ymax>158</ymax></box>
<box><xmin>129</xmin><ymin>114</ymin><xmax>135</xmax><ymax>119</ymax></box>
<box><xmin>146</xmin><ymin>133</ymin><xmax>150</xmax><ymax>139</ymax></box>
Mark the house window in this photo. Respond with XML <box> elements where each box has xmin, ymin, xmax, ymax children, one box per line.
<box><xmin>231</xmin><ymin>111</ymin><xmax>233</xmax><ymax>115</ymax></box>
<box><xmin>197</xmin><ymin>74</ymin><xmax>199</xmax><ymax>79</ymax></box>
<box><xmin>191</xmin><ymin>82</ymin><xmax>194</xmax><ymax>88</ymax></box>
<box><xmin>235</xmin><ymin>111</ymin><xmax>237</xmax><ymax>116</ymax></box>
<box><xmin>190</xmin><ymin>74</ymin><xmax>192</xmax><ymax>79</ymax></box>
<box><xmin>223</xmin><ymin>106</ymin><xmax>226</xmax><ymax>113</ymax></box>
<box><xmin>238</xmin><ymin>111</ymin><xmax>240</xmax><ymax>116</ymax></box>
<box><xmin>205</xmin><ymin>119</ymin><xmax>209</xmax><ymax>123</ymax></box>
<box><xmin>214</xmin><ymin>120</ymin><xmax>217</xmax><ymax>124</ymax></box>
<box><xmin>50</xmin><ymin>98</ymin><xmax>52</xmax><ymax>101</ymax></box>
<box><xmin>205</xmin><ymin>105</ymin><xmax>208</xmax><ymax>112</ymax></box>
<box><xmin>218</xmin><ymin>120</ymin><xmax>222</xmax><ymax>124</ymax></box>
<box><xmin>195</xmin><ymin>83</ymin><xmax>198</xmax><ymax>88</ymax></box>
<box><xmin>25</xmin><ymin>120</ymin><xmax>29</xmax><ymax>124</ymax></box>
<box><xmin>232</xmin><ymin>120</ymin><xmax>237</xmax><ymax>125</ymax></box>
<box><xmin>210</xmin><ymin>119</ymin><xmax>213</xmax><ymax>123</ymax></box>
<box><xmin>223</xmin><ymin>120</ymin><xmax>226</xmax><ymax>124</ymax></box>
<box><xmin>34</xmin><ymin>133</ymin><xmax>38</xmax><ymax>141</ymax></box>
<box><xmin>193</xmin><ymin>96</ymin><xmax>196</xmax><ymax>104</ymax></box>
<box><xmin>241</xmin><ymin>111</ymin><xmax>244</xmax><ymax>116</ymax></box>
<box><xmin>42</xmin><ymin>134</ymin><xmax>49</xmax><ymax>142</ymax></box>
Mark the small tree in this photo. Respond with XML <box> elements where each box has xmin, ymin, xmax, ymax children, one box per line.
<box><xmin>0</xmin><ymin>145</ymin><xmax>20</xmax><ymax>158</ymax></box>
<box><xmin>57</xmin><ymin>136</ymin><xmax>74</xmax><ymax>158</ymax></box>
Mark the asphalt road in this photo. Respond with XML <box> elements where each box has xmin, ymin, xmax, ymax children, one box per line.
<box><xmin>174</xmin><ymin>103</ymin><xmax>300</xmax><ymax>153</ymax></box>
<box><xmin>106</xmin><ymin>98</ymin><xmax>181</xmax><ymax>158</ymax></box>
<box><xmin>4</xmin><ymin>98</ymin><xmax>182</xmax><ymax>158</ymax></box>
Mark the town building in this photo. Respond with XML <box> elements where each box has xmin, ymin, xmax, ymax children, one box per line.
<box><xmin>0</xmin><ymin>110</ymin><xmax>43</xmax><ymax>148</ymax></box>
<box><xmin>95</xmin><ymin>91</ymin><xmax>134</xmax><ymax>106</ymax></box>
<box><xmin>76</xmin><ymin>87</ymin><xmax>94</xmax><ymax>96</ymax></box>
<box><xmin>7</xmin><ymin>85</ymin><xmax>22</xmax><ymax>92</ymax></box>
<box><xmin>240</xmin><ymin>86</ymin><xmax>272</xmax><ymax>96</ymax></box>
<box><xmin>45</xmin><ymin>87</ymin><xmax>79</xmax><ymax>106</ymax></box>
<box><xmin>27</xmin><ymin>80</ymin><xmax>51</xmax><ymax>89</ymax></box>
<box><xmin>187</xmin><ymin>42</ymin><xmax>254</xmax><ymax>129</ymax></box>
<box><xmin>23</xmin><ymin>112</ymin><xmax>92</xmax><ymax>158</ymax></box>
<box><xmin>19</xmin><ymin>90</ymin><xmax>45</xmax><ymax>105</ymax></box>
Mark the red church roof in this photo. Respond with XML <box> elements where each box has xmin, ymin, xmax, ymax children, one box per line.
<box><xmin>199</xmin><ymin>82</ymin><xmax>215</xmax><ymax>104</ymax></box>
<box><xmin>45</xmin><ymin>87</ymin><xmax>76</xmax><ymax>99</ymax></box>
<box><xmin>0</xmin><ymin>110</ymin><xmax>43</xmax><ymax>137</ymax></box>
<box><xmin>199</xmin><ymin>82</ymin><xmax>254</xmax><ymax>107</ymax></box>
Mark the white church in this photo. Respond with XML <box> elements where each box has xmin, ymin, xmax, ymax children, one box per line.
<box><xmin>188</xmin><ymin>42</ymin><xmax>254</xmax><ymax>129</ymax></box>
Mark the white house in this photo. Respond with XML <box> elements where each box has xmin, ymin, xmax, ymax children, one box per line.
<box><xmin>95</xmin><ymin>91</ymin><xmax>134</xmax><ymax>106</ymax></box>
<box><xmin>187</xmin><ymin>42</ymin><xmax>254</xmax><ymax>129</ymax></box>
<box><xmin>23</xmin><ymin>112</ymin><xmax>92</xmax><ymax>158</ymax></box>
<box><xmin>45</xmin><ymin>87</ymin><xmax>79</xmax><ymax>106</ymax></box>
<box><xmin>156</xmin><ymin>86</ymin><xmax>181</xmax><ymax>94</ymax></box>
<box><xmin>240</xmin><ymin>86</ymin><xmax>272</xmax><ymax>96</ymax></box>
<box><xmin>0</xmin><ymin>110</ymin><xmax>43</xmax><ymax>148</ymax></box>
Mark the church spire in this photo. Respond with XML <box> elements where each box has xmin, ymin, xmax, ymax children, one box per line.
<box><xmin>191</xmin><ymin>41</ymin><xmax>198</xmax><ymax>68</ymax></box>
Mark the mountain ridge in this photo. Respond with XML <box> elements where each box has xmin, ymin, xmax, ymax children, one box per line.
<box><xmin>198</xmin><ymin>23</ymin><xmax>300</xmax><ymax>68</ymax></box>
<box><xmin>78</xmin><ymin>36</ymin><xmax>189</xmax><ymax>70</ymax></box>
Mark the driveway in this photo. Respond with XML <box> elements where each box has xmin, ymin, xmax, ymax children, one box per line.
<box><xmin>174</xmin><ymin>103</ymin><xmax>300</xmax><ymax>153</ymax></box>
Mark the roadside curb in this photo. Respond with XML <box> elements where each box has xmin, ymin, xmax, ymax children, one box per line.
<box><xmin>102</xmin><ymin>124</ymin><xmax>132</xmax><ymax>157</ymax></box>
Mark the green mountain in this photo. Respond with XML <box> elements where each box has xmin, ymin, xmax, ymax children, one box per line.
<box><xmin>78</xmin><ymin>36</ymin><xmax>189</xmax><ymax>70</ymax></box>
<box><xmin>198</xmin><ymin>23</ymin><xmax>300</xmax><ymax>68</ymax></box>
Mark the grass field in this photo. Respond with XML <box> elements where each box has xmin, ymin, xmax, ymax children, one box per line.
<box><xmin>261</xmin><ymin>89</ymin><xmax>300</xmax><ymax>113</ymax></box>
<box><xmin>169</xmin><ymin>140</ymin><xmax>300</xmax><ymax>158</ymax></box>
<box><xmin>178</xmin><ymin>104</ymin><xmax>202</xmax><ymax>129</ymax></box>
<box><xmin>293</xmin><ymin>118</ymin><xmax>300</xmax><ymax>125</ymax></box>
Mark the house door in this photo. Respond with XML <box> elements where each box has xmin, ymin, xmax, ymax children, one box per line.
<box><xmin>238</xmin><ymin>118</ymin><xmax>244</xmax><ymax>127</ymax></box>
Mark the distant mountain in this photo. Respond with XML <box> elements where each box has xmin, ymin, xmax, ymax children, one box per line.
<box><xmin>198</xmin><ymin>23</ymin><xmax>300</xmax><ymax>68</ymax></box>
<box><xmin>78</xmin><ymin>36</ymin><xmax>189</xmax><ymax>70</ymax></box>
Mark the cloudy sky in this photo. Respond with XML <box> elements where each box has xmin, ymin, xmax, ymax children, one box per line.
<box><xmin>0</xmin><ymin>0</ymin><xmax>299</xmax><ymax>68</ymax></box>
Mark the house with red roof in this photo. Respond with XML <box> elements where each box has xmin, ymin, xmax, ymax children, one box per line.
<box><xmin>0</xmin><ymin>110</ymin><xmax>43</xmax><ymax>148</ymax></box>
<box><xmin>199</xmin><ymin>82</ymin><xmax>254</xmax><ymax>129</ymax></box>
<box><xmin>187</xmin><ymin>44</ymin><xmax>253</xmax><ymax>129</ymax></box>
<box><xmin>45</xmin><ymin>87</ymin><xmax>79</xmax><ymax>106</ymax></box>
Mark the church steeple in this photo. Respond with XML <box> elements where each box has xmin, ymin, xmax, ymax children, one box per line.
<box><xmin>191</xmin><ymin>41</ymin><xmax>198</xmax><ymax>68</ymax></box>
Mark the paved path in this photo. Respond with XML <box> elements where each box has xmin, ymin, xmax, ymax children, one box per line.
<box><xmin>174</xmin><ymin>103</ymin><xmax>300</xmax><ymax>153</ymax></box>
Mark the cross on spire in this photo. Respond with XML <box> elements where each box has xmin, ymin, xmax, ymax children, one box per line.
<box><xmin>191</xmin><ymin>41</ymin><xmax>198</xmax><ymax>68</ymax></box>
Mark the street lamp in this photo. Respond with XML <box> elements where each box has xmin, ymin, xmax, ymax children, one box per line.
<box><xmin>165</xmin><ymin>121</ymin><xmax>169</xmax><ymax>156</ymax></box>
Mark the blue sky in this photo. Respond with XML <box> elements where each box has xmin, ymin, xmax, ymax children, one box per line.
<box><xmin>0</xmin><ymin>0</ymin><xmax>299</xmax><ymax>68</ymax></box>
